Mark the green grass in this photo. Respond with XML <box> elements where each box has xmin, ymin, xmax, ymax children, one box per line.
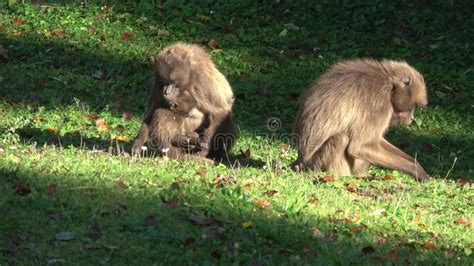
<box><xmin>1</xmin><ymin>1</ymin><xmax>473</xmax><ymax>264</ymax></box>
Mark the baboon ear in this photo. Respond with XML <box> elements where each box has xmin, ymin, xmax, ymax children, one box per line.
<box><xmin>402</xmin><ymin>77</ymin><xmax>411</xmax><ymax>87</ymax></box>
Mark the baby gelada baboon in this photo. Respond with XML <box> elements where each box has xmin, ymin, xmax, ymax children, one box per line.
<box><xmin>131</xmin><ymin>43</ymin><xmax>237</xmax><ymax>160</ymax></box>
<box><xmin>292</xmin><ymin>59</ymin><xmax>429</xmax><ymax>180</ymax></box>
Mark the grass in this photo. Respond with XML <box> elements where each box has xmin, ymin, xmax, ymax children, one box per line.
<box><xmin>0</xmin><ymin>1</ymin><xmax>473</xmax><ymax>264</ymax></box>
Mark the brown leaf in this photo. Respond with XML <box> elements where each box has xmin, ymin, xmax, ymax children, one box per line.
<box><xmin>145</xmin><ymin>215</ymin><xmax>156</xmax><ymax>225</ymax></box>
<box><xmin>454</xmin><ymin>217</ymin><xmax>471</xmax><ymax>227</ymax></box>
<box><xmin>346</xmin><ymin>180</ymin><xmax>357</xmax><ymax>192</ymax></box>
<box><xmin>207</xmin><ymin>39</ymin><xmax>218</xmax><ymax>49</ymax></box>
<box><xmin>420</xmin><ymin>142</ymin><xmax>433</xmax><ymax>153</ymax></box>
<box><xmin>235</xmin><ymin>92</ymin><xmax>246</xmax><ymax>100</ymax></box>
<box><xmin>95</xmin><ymin>12</ymin><xmax>107</xmax><ymax>19</ymax></box>
<box><xmin>184</xmin><ymin>237</ymin><xmax>196</xmax><ymax>248</ymax></box>
<box><xmin>351</xmin><ymin>226</ymin><xmax>361</xmax><ymax>234</ymax></box>
<box><xmin>311</xmin><ymin>227</ymin><xmax>325</xmax><ymax>240</ymax></box>
<box><xmin>253</xmin><ymin>198</ymin><xmax>271</xmax><ymax>209</ymax></box>
<box><xmin>115</xmin><ymin>180</ymin><xmax>127</xmax><ymax>189</ymax></box>
<box><xmin>362</xmin><ymin>246</ymin><xmax>376</xmax><ymax>255</ymax></box>
<box><xmin>286</xmin><ymin>92</ymin><xmax>300</xmax><ymax>100</ymax></box>
<box><xmin>46</xmin><ymin>184</ymin><xmax>58</xmax><ymax>194</ymax></box>
<box><xmin>52</xmin><ymin>29</ymin><xmax>65</xmax><ymax>37</ymax></box>
<box><xmin>0</xmin><ymin>45</ymin><xmax>8</xmax><ymax>60</ymax></box>
<box><xmin>238</xmin><ymin>75</ymin><xmax>249</xmax><ymax>82</ymax></box>
<box><xmin>122</xmin><ymin>112</ymin><xmax>133</xmax><ymax>120</ymax></box>
<box><xmin>384</xmin><ymin>250</ymin><xmax>397</xmax><ymax>262</ymax></box>
<box><xmin>164</xmin><ymin>197</ymin><xmax>178</xmax><ymax>208</ymax></box>
<box><xmin>87</xmin><ymin>113</ymin><xmax>98</xmax><ymax>120</ymax></box>
<box><xmin>308</xmin><ymin>197</ymin><xmax>320</xmax><ymax>205</ymax></box>
<box><xmin>121</xmin><ymin>32</ymin><xmax>131</xmax><ymax>41</ymax></box>
<box><xmin>12</xmin><ymin>17</ymin><xmax>24</xmax><ymax>26</ymax></box>
<box><xmin>197</xmin><ymin>168</ymin><xmax>206</xmax><ymax>177</ymax></box>
<box><xmin>214</xmin><ymin>174</ymin><xmax>230</xmax><ymax>187</ymax></box>
<box><xmin>320</xmin><ymin>175</ymin><xmax>335</xmax><ymax>183</ymax></box>
<box><xmin>325</xmin><ymin>230</ymin><xmax>337</xmax><ymax>241</ymax></box>
<box><xmin>240</xmin><ymin>148</ymin><xmax>251</xmax><ymax>159</ymax></box>
<box><xmin>15</xmin><ymin>182</ymin><xmax>31</xmax><ymax>195</ymax></box>
<box><xmin>457</xmin><ymin>178</ymin><xmax>471</xmax><ymax>188</ymax></box>
<box><xmin>263</xmin><ymin>189</ymin><xmax>278</xmax><ymax>197</ymax></box>
<box><xmin>421</xmin><ymin>241</ymin><xmax>436</xmax><ymax>249</ymax></box>
<box><xmin>413</xmin><ymin>214</ymin><xmax>421</xmax><ymax>223</ymax></box>
<box><xmin>89</xmin><ymin>224</ymin><xmax>102</xmax><ymax>237</ymax></box>
<box><xmin>383</xmin><ymin>174</ymin><xmax>396</xmax><ymax>180</ymax></box>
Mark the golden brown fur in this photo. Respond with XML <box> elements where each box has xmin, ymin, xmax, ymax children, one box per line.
<box><xmin>292</xmin><ymin>59</ymin><xmax>429</xmax><ymax>180</ymax></box>
<box><xmin>131</xmin><ymin>43</ymin><xmax>237</xmax><ymax>160</ymax></box>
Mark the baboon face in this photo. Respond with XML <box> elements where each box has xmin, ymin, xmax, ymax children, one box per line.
<box><xmin>391</xmin><ymin>63</ymin><xmax>428</xmax><ymax>112</ymax></box>
<box><xmin>164</xmin><ymin>86</ymin><xmax>198</xmax><ymax>116</ymax></box>
<box><xmin>390</xmin><ymin>108</ymin><xmax>415</xmax><ymax>127</ymax></box>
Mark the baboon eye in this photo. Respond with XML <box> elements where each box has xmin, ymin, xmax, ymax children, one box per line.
<box><xmin>402</xmin><ymin>77</ymin><xmax>411</xmax><ymax>87</ymax></box>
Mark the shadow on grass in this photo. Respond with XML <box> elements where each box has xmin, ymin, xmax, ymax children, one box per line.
<box><xmin>0</xmin><ymin>166</ymin><xmax>469</xmax><ymax>264</ymax></box>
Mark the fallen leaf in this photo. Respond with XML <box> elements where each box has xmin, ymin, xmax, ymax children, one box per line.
<box><xmin>189</xmin><ymin>215</ymin><xmax>216</xmax><ymax>226</ymax></box>
<box><xmin>15</xmin><ymin>182</ymin><xmax>31</xmax><ymax>195</ymax></box>
<box><xmin>240</xmin><ymin>148</ymin><xmax>251</xmax><ymax>159</ymax></box>
<box><xmin>46</xmin><ymin>184</ymin><xmax>58</xmax><ymax>194</ymax></box>
<box><xmin>55</xmin><ymin>231</ymin><xmax>77</xmax><ymax>241</ymax></box>
<box><xmin>413</xmin><ymin>214</ymin><xmax>421</xmax><ymax>223</ymax></box>
<box><xmin>184</xmin><ymin>237</ymin><xmax>196</xmax><ymax>248</ymax></box>
<box><xmin>385</xmin><ymin>250</ymin><xmax>397</xmax><ymax>262</ymax></box>
<box><xmin>286</xmin><ymin>92</ymin><xmax>300</xmax><ymax>100</ymax></box>
<box><xmin>351</xmin><ymin>226</ymin><xmax>361</xmax><ymax>233</ymax></box>
<box><xmin>263</xmin><ymin>189</ymin><xmax>278</xmax><ymax>197</ymax></box>
<box><xmin>52</xmin><ymin>29</ymin><xmax>65</xmax><ymax>37</ymax></box>
<box><xmin>89</xmin><ymin>224</ymin><xmax>101</xmax><ymax>237</ymax></box>
<box><xmin>420</xmin><ymin>142</ymin><xmax>433</xmax><ymax>153</ymax></box>
<box><xmin>311</xmin><ymin>227</ymin><xmax>325</xmax><ymax>240</ymax></box>
<box><xmin>207</xmin><ymin>39</ymin><xmax>218</xmax><ymax>49</ymax></box>
<box><xmin>164</xmin><ymin>197</ymin><xmax>178</xmax><ymax>208</ymax></box>
<box><xmin>241</xmin><ymin>221</ymin><xmax>252</xmax><ymax>228</ymax></box>
<box><xmin>421</xmin><ymin>241</ymin><xmax>436</xmax><ymax>249</ymax></box>
<box><xmin>308</xmin><ymin>197</ymin><xmax>320</xmax><ymax>205</ymax></box>
<box><xmin>145</xmin><ymin>215</ymin><xmax>156</xmax><ymax>225</ymax></box>
<box><xmin>454</xmin><ymin>217</ymin><xmax>471</xmax><ymax>227</ymax></box>
<box><xmin>253</xmin><ymin>198</ymin><xmax>271</xmax><ymax>209</ymax></box>
<box><xmin>325</xmin><ymin>230</ymin><xmax>337</xmax><ymax>241</ymax></box>
<box><xmin>457</xmin><ymin>178</ymin><xmax>471</xmax><ymax>188</ymax></box>
<box><xmin>214</xmin><ymin>174</ymin><xmax>230</xmax><ymax>187</ymax></box>
<box><xmin>362</xmin><ymin>246</ymin><xmax>376</xmax><ymax>255</ymax></box>
<box><xmin>346</xmin><ymin>180</ymin><xmax>357</xmax><ymax>192</ymax></box>
<box><xmin>320</xmin><ymin>175</ymin><xmax>335</xmax><ymax>183</ymax></box>
<box><xmin>383</xmin><ymin>174</ymin><xmax>396</xmax><ymax>180</ymax></box>
<box><xmin>46</xmin><ymin>127</ymin><xmax>59</xmax><ymax>133</ymax></box>
<box><xmin>122</xmin><ymin>112</ymin><xmax>133</xmax><ymax>120</ymax></box>
<box><xmin>122</xmin><ymin>32</ymin><xmax>131</xmax><ymax>41</ymax></box>
<box><xmin>12</xmin><ymin>17</ymin><xmax>24</xmax><ymax>26</ymax></box>
<box><xmin>115</xmin><ymin>180</ymin><xmax>127</xmax><ymax>189</ymax></box>
<box><xmin>0</xmin><ymin>45</ymin><xmax>8</xmax><ymax>59</ymax></box>
<box><xmin>197</xmin><ymin>168</ymin><xmax>206</xmax><ymax>177</ymax></box>
<box><xmin>210</xmin><ymin>250</ymin><xmax>221</xmax><ymax>259</ymax></box>
<box><xmin>87</xmin><ymin>113</ymin><xmax>98</xmax><ymax>120</ymax></box>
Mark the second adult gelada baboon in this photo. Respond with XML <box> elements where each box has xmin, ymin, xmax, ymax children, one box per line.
<box><xmin>292</xmin><ymin>59</ymin><xmax>429</xmax><ymax>180</ymax></box>
<box><xmin>131</xmin><ymin>42</ymin><xmax>237</xmax><ymax>160</ymax></box>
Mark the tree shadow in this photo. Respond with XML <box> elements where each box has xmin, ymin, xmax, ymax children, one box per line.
<box><xmin>0</xmin><ymin>166</ymin><xmax>469</xmax><ymax>264</ymax></box>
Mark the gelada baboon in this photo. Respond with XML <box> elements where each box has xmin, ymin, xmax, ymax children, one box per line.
<box><xmin>131</xmin><ymin>43</ymin><xmax>237</xmax><ymax>160</ymax></box>
<box><xmin>292</xmin><ymin>59</ymin><xmax>429</xmax><ymax>180</ymax></box>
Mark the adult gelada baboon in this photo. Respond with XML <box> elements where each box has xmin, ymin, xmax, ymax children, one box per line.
<box><xmin>292</xmin><ymin>59</ymin><xmax>429</xmax><ymax>180</ymax></box>
<box><xmin>131</xmin><ymin>42</ymin><xmax>237</xmax><ymax>160</ymax></box>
